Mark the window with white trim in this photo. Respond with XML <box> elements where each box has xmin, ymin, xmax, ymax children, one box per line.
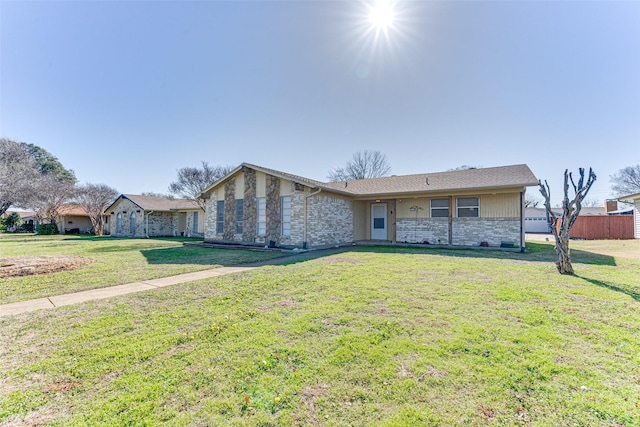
<box><xmin>457</xmin><ymin>197</ymin><xmax>479</xmax><ymax>217</ymax></box>
<box><xmin>257</xmin><ymin>197</ymin><xmax>266</xmax><ymax>236</ymax></box>
<box><xmin>430</xmin><ymin>199</ymin><xmax>449</xmax><ymax>218</ymax></box>
<box><xmin>216</xmin><ymin>201</ymin><xmax>224</xmax><ymax>234</ymax></box>
<box><xmin>130</xmin><ymin>212</ymin><xmax>136</xmax><ymax>234</ymax></box>
<box><xmin>281</xmin><ymin>196</ymin><xmax>291</xmax><ymax>236</ymax></box>
<box><xmin>236</xmin><ymin>199</ymin><xmax>244</xmax><ymax>234</ymax></box>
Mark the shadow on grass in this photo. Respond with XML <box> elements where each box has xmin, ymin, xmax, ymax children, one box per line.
<box><xmin>140</xmin><ymin>246</ymin><xmax>288</xmax><ymax>267</ymax></box>
<box><xmin>346</xmin><ymin>242</ymin><xmax>616</xmax><ymax>267</ymax></box>
<box><xmin>575</xmin><ymin>275</ymin><xmax>640</xmax><ymax>301</ymax></box>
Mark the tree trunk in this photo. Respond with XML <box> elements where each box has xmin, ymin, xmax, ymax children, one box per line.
<box><xmin>555</xmin><ymin>237</ymin><xmax>574</xmax><ymax>274</ymax></box>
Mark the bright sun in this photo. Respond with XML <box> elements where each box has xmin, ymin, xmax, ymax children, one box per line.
<box><xmin>368</xmin><ymin>0</ymin><xmax>395</xmax><ymax>30</ymax></box>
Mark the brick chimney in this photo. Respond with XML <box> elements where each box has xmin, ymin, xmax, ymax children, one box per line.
<box><xmin>605</xmin><ymin>199</ymin><xmax>618</xmax><ymax>213</ymax></box>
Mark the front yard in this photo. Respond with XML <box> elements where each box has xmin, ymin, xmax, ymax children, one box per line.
<box><xmin>0</xmin><ymin>235</ymin><xmax>284</xmax><ymax>304</ymax></box>
<box><xmin>1</xmin><ymin>239</ymin><xmax>639</xmax><ymax>425</ymax></box>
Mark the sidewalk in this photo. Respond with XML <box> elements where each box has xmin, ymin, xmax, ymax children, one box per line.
<box><xmin>0</xmin><ymin>246</ymin><xmax>350</xmax><ymax>317</ymax></box>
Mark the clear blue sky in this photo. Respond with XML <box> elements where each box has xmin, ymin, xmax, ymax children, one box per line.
<box><xmin>1</xmin><ymin>1</ymin><xmax>639</xmax><ymax>206</ymax></box>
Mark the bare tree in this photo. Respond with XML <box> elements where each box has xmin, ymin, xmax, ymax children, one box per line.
<box><xmin>610</xmin><ymin>164</ymin><xmax>640</xmax><ymax>196</ymax></box>
<box><xmin>31</xmin><ymin>175</ymin><xmax>76</xmax><ymax>224</ymax></box>
<box><xmin>539</xmin><ymin>168</ymin><xmax>597</xmax><ymax>275</ymax></box>
<box><xmin>141</xmin><ymin>191</ymin><xmax>174</xmax><ymax>198</ymax></box>
<box><xmin>0</xmin><ymin>139</ymin><xmax>40</xmax><ymax>215</ymax></box>
<box><xmin>448</xmin><ymin>165</ymin><xmax>482</xmax><ymax>171</ymax></box>
<box><xmin>169</xmin><ymin>162</ymin><xmax>235</xmax><ymax>211</ymax></box>
<box><xmin>76</xmin><ymin>183</ymin><xmax>119</xmax><ymax>236</ymax></box>
<box><xmin>327</xmin><ymin>150</ymin><xmax>391</xmax><ymax>182</ymax></box>
<box><xmin>581</xmin><ymin>198</ymin><xmax>600</xmax><ymax>208</ymax></box>
<box><xmin>524</xmin><ymin>196</ymin><xmax>541</xmax><ymax>208</ymax></box>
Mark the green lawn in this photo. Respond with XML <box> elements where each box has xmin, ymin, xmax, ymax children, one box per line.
<box><xmin>1</xmin><ymin>240</ymin><xmax>640</xmax><ymax>425</ymax></box>
<box><xmin>0</xmin><ymin>234</ymin><xmax>284</xmax><ymax>304</ymax></box>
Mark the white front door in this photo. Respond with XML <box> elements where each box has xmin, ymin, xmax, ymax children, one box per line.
<box><xmin>371</xmin><ymin>203</ymin><xmax>388</xmax><ymax>240</ymax></box>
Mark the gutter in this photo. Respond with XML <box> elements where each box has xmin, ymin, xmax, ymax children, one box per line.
<box><xmin>303</xmin><ymin>188</ymin><xmax>322</xmax><ymax>249</ymax></box>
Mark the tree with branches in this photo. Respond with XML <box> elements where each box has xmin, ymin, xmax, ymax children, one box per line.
<box><xmin>539</xmin><ymin>168</ymin><xmax>597</xmax><ymax>274</ymax></box>
<box><xmin>76</xmin><ymin>183</ymin><xmax>119</xmax><ymax>236</ymax></box>
<box><xmin>610</xmin><ymin>164</ymin><xmax>640</xmax><ymax>196</ymax></box>
<box><xmin>327</xmin><ymin>150</ymin><xmax>391</xmax><ymax>182</ymax></box>
<box><xmin>169</xmin><ymin>162</ymin><xmax>235</xmax><ymax>211</ymax></box>
<box><xmin>0</xmin><ymin>139</ymin><xmax>39</xmax><ymax>216</ymax></box>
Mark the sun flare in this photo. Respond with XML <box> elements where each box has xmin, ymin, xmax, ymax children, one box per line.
<box><xmin>368</xmin><ymin>0</ymin><xmax>395</xmax><ymax>30</ymax></box>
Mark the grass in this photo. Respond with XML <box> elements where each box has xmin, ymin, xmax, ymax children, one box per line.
<box><xmin>0</xmin><ymin>234</ymin><xmax>284</xmax><ymax>304</ymax></box>
<box><xmin>1</xmin><ymin>239</ymin><xmax>640</xmax><ymax>425</ymax></box>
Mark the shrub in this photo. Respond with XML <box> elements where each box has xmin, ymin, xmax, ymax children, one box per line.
<box><xmin>37</xmin><ymin>223</ymin><xmax>59</xmax><ymax>235</ymax></box>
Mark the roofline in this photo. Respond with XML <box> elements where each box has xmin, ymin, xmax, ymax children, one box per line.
<box><xmin>347</xmin><ymin>184</ymin><xmax>536</xmax><ymax>200</ymax></box>
<box><xmin>617</xmin><ymin>192</ymin><xmax>640</xmax><ymax>202</ymax></box>
<box><xmin>200</xmin><ymin>162</ymin><xmax>355</xmax><ymax>197</ymax></box>
<box><xmin>104</xmin><ymin>194</ymin><xmax>144</xmax><ymax>214</ymax></box>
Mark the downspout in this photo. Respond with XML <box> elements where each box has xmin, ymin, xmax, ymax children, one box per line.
<box><xmin>303</xmin><ymin>188</ymin><xmax>322</xmax><ymax>249</ymax></box>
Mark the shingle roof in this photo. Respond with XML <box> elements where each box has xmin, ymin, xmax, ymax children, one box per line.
<box><xmin>108</xmin><ymin>194</ymin><xmax>200</xmax><ymax>212</ymax></box>
<box><xmin>203</xmin><ymin>163</ymin><xmax>538</xmax><ymax>198</ymax></box>
<box><xmin>323</xmin><ymin>164</ymin><xmax>538</xmax><ymax>196</ymax></box>
<box><xmin>58</xmin><ymin>204</ymin><xmax>89</xmax><ymax>216</ymax></box>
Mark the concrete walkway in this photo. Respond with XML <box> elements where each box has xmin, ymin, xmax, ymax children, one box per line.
<box><xmin>0</xmin><ymin>246</ymin><xmax>351</xmax><ymax>318</ymax></box>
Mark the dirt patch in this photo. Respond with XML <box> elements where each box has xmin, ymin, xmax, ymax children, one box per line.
<box><xmin>0</xmin><ymin>255</ymin><xmax>94</xmax><ymax>278</ymax></box>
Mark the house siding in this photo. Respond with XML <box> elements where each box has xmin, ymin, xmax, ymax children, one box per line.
<box><xmin>452</xmin><ymin>217</ymin><xmax>521</xmax><ymax>247</ymax></box>
<box><xmin>396</xmin><ymin>218</ymin><xmax>449</xmax><ymax>244</ymax></box>
<box><xmin>307</xmin><ymin>194</ymin><xmax>353</xmax><ymax>247</ymax></box>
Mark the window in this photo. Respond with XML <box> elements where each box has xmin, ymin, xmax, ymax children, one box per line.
<box><xmin>130</xmin><ymin>212</ymin><xmax>136</xmax><ymax>234</ymax></box>
<box><xmin>116</xmin><ymin>213</ymin><xmax>122</xmax><ymax>234</ymax></box>
<box><xmin>193</xmin><ymin>211</ymin><xmax>199</xmax><ymax>233</ymax></box>
<box><xmin>281</xmin><ymin>196</ymin><xmax>291</xmax><ymax>236</ymax></box>
<box><xmin>430</xmin><ymin>199</ymin><xmax>449</xmax><ymax>218</ymax></box>
<box><xmin>257</xmin><ymin>197</ymin><xmax>266</xmax><ymax>236</ymax></box>
<box><xmin>236</xmin><ymin>200</ymin><xmax>244</xmax><ymax>234</ymax></box>
<box><xmin>457</xmin><ymin>197</ymin><xmax>479</xmax><ymax>217</ymax></box>
<box><xmin>216</xmin><ymin>201</ymin><xmax>224</xmax><ymax>234</ymax></box>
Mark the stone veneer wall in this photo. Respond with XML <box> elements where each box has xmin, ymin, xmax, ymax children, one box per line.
<box><xmin>223</xmin><ymin>179</ymin><xmax>236</xmax><ymax>241</ymax></box>
<box><xmin>306</xmin><ymin>194</ymin><xmax>353</xmax><ymax>248</ymax></box>
<box><xmin>204</xmin><ymin>193</ymin><xmax>218</xmax><ymax>242</ymax></box>
<box><xmin>185</xmin><ymin>211</ymin><xmax>204</xmax><ymax>237</ymax></box>
<box><xmin>265</xmin><ymin>174</ymin><xmax>281</xmax><ymax>245</ymax></box>
<box><xmin>243</xmin><ymin>168</ymin><xmax>257</xmax><ymax>242</ymax></box>
<box><xmin>451</xmin><ymin>217</ymin><xmax>521</xmax><ymax>247</ymax></box>
<box><xmin>147</xmin><ymin>212</ymin><xmax>175</xmax><ymax>237</ymax></box>
<box><xmin>396</xmin><ymin>218</ymin><xmax>448</xmax><ymax>244</ymax></box>
<box><xmin>109</xmin><ymin>198</ymin><xmax>145</xmax><ymax>237</ymax></box>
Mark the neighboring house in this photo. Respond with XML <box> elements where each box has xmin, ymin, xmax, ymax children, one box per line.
<box><xmin>105</xmin><ymin>194</ymin><xmax>204</xmax><ymax>238</ymax></box>
<box><xmin>524</xmin><ymin>207</ymin><xmax>551</xmax><ymax>233</ymax></box>
<box><xmin>200</xmin><ymin>163</ymin><xmax>538</xmax><ymax>251</ymax></box>
<box><xmin>2</xmin><ymin>210</ymin><xmax>38</xmax><ymax>232</ymax></box>
<box><xmin>618</xmin><ymin>192</ymin><xmax>640</xmax><ymax>239</ymax></box>
<box><xmin>56</xmin><ymin>204</ymin><xmax>96</xmax><ymax>234</ymax></box>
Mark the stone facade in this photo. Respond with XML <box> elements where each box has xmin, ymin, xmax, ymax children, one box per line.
<box><xmin>265</xmin><ymin>174</ymin><xmax>281</xmax><ymax>245</ymax></box>
<box><xmin>204</xmin><ymin>193</ymin><xmax>219</xmax><ymax>241</ymax></box>
<box><xmin>307</xmin><ymin>194</ymin><xmax>353</xmax><ymax>247</ymax></box>
<box><xmin>396</xmin><ymin>218</ymin><xmax>449</xmax><ymax>244</ymax></box>
<box><xmin>147</xmin><ymin>212</ymin><xmax>174</xmax><ymax>237</ymax></box>
<box><xmin>223</xmin><ymin>179</ymin><xmax>236</xmax><ymax>241</ymax></box>
<box><xmin>109</xmin><ymin>198</ymin><xmax>146</xmax><ymax>237</ymax></box>
<box><xmin>109</xmin><ymin>198</ymin><xmax>203</xmax><ymax>238</ymax></box>
<box><xmin>451</xmin><ymin>217</ymin><xmax>521</xmax><ymax>247</ymax></box>
<box><xmin>243</xmin><ymin>168</ymin><xmax>257</xmax><ymax>242</ymax></box>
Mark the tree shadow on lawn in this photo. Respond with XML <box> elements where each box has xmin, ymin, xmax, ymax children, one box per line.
<box><xmin>139</xmin><ymin>246</ymin><xmax>288</xmax><ymax>266</ymax></box>
<box><xmin>346</xmin><ymin>242</ymin><xmax>616</xmax><ymax>267</ymax></box>
<box><xmin>574</xmin><ymin>275</ymin><xmax>640</xmax><ymax>301</ymax></box>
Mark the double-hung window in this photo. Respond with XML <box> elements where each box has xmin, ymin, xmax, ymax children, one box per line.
<box><xmin>430</xmin><ymin>199</ymin><xmax>449</xmax><ymax>218</ymax></box>
<box><xmin>236</xmin><ymin>199</ymin><xmax>244</xmax><ymax>234</ymax></box>
<box><xmin>281</xmin><ymin>196</ymin><xmax>291</xmax><ymax>236</ymax></box>
<box><xmin>216</xmin><ymin>201</ymin><xmax>224</xmax><ymax>234</ymax></box>
<box><xmin>457</xmin><ymin>197</ymin><xmax>479</xmax><ymax>217</ymax></box>
<box><xmin>257</xmin><ymin>197</ymin><xmax>266</xmax><ymax>236</ymax></box>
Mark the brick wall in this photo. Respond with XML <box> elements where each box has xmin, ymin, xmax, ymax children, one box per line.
<box><xmin>451</xmin><ymin>217</ymin><xmax>521</xmax><ymax>247</ymax></box>
<box><xmin>307</xmin><ymin>194</ymin><xmax>353</xmax><ymax>248</ymax></box>
<box><xmin>396</xmin><ymin>218</ymin><xmax>448</xmax><ymax>244</ymax></box>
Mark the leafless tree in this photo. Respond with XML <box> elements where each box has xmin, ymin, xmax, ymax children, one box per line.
<box><xmin>31</xmin><ymin>175</ymin><xmax>77</xmax><ymax>224</ymax></box>
<box><xmin>76</xmin><ymin>183</ymin><xmax>119</xmax><ymax>236</ymax></box>
<box><xmin>581</xmin><ymin>198</ymin><xmax>600</xmax><ymax>208</ymax></box>
<box><xmin>327</xmin><ymin>150</ymin><xmax>391</xmax><ymax>182</ymax></box>
<box><xmin>524</xmin><ymin>196</ymin><xmax>541</xmax><ymax>208</ymax></box>
<box><xmin>141</xmin><ymin>192</ymin><xmax>174</xmax><ymax>199</ymax></box>
<box><xmin>448</xmin><ymin>165</ymin><xmax>482</xmax><ymax>171</ymax></box>
<box><xmin>610</xmin><ymin>164</ymin><xmax>640</xmax><ymax>196</ymax></box>
<box><xmin>0</xmin><ymin>139</ymin><xmax>40</xmax><ymax>215</ymax></box>
<box><xmin>169</xmin><ymin>162</ymin><xmax>235</xmax><ymax>211</ymax></box>
<box><xmin>539</xmin><ymin>168</ymin><xmax>597</xmax><ymax>274</ymax></box>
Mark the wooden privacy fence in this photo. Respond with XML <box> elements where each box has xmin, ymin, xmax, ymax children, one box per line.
<box><xmin>557</xmin><ymin>215</ymin><xmax>634</xmax><ymax>240</ymax></box>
